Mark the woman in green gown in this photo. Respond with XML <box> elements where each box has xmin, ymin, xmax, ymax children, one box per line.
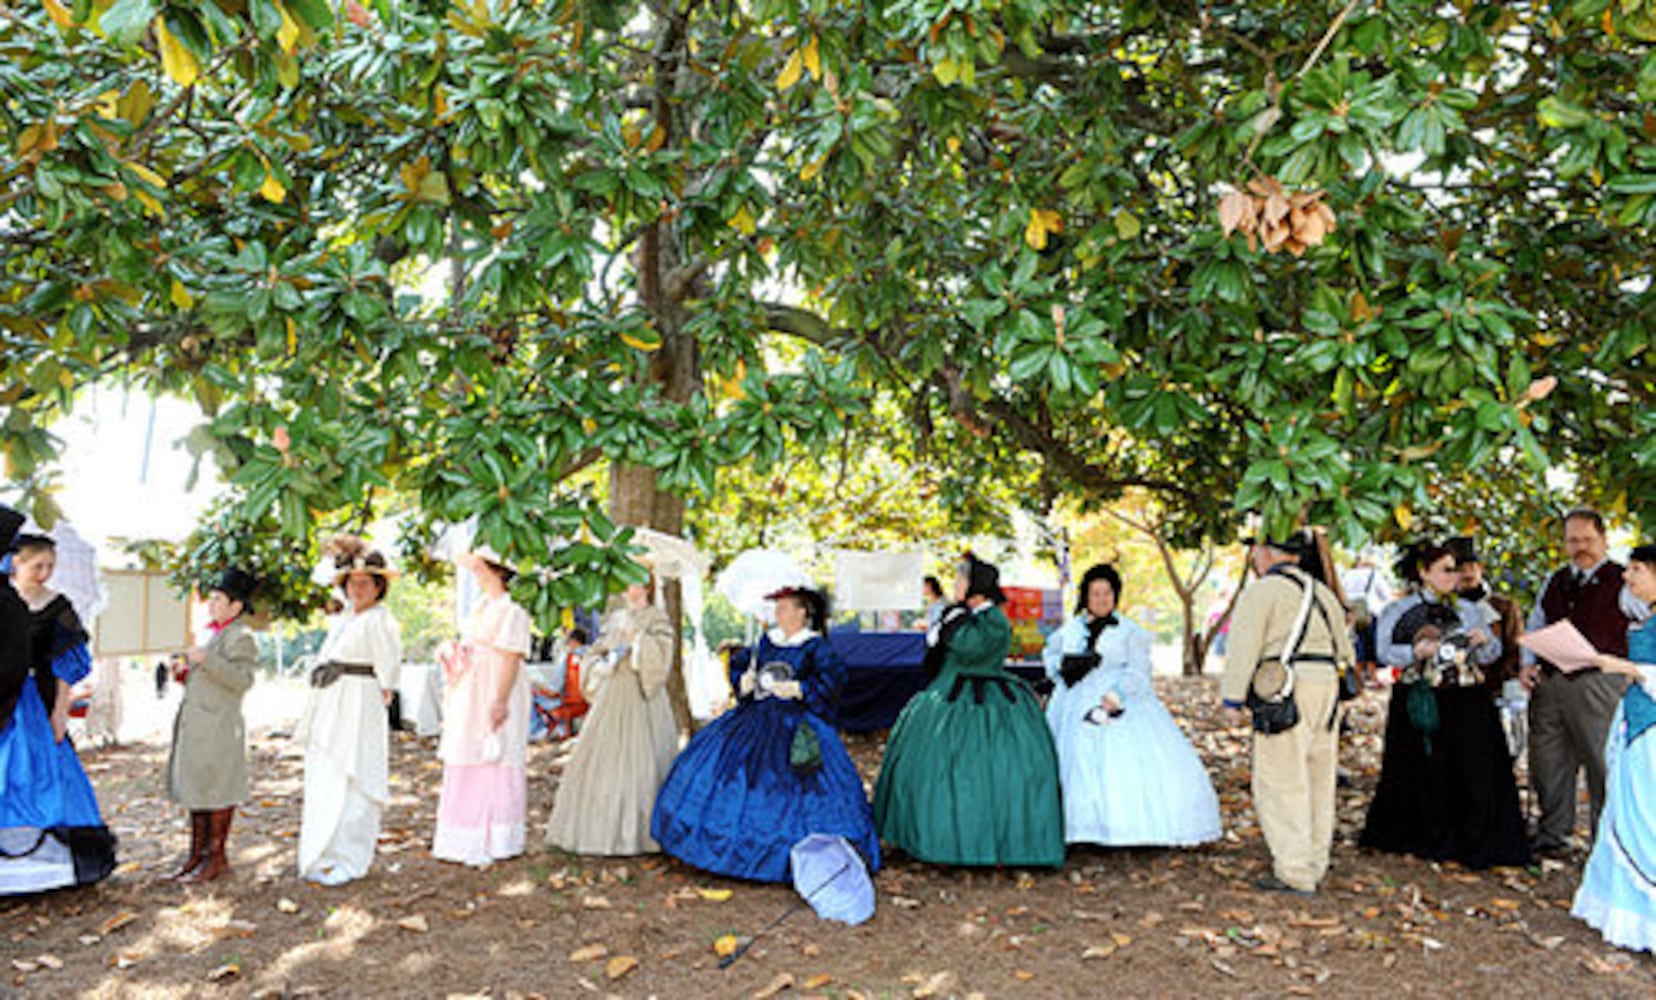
<box><xmin>873</xmin><ymin>554</ymin><xmax>1064</xmax><ymax>867</ymax></box>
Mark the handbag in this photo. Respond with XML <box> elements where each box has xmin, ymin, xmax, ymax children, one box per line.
<box><xmin>1245</xmin><ymin>685</ymin><xmax>1300</xmax><ymax>734</ymax></box>
<box><xmin>789</xmin><ymin>722</ymin><xmax>822</xmax><ymax>776</ymax></box>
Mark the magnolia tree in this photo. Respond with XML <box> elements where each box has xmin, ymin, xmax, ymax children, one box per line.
<box><xmin>3</xmin><ymin>0</ymin><xmax>1654</xmax><ymax>630</ymax></box>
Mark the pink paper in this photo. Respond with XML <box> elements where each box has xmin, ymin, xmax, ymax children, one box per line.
<box><xmin>1518</xmin><ymin>620</ymin><xmax>1602</xmax><ymax>672</ymax></box>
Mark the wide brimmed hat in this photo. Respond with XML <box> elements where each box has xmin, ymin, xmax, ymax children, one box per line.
<box><xmin>327</xmin><ymin>536</ymin><xmax>400</xmax><ymax>587</ymax></box>
<box><xmin>456</xmin><ymin>543</ymin><xmax>514</xmax><ymax>577</ymax></box>
<box><xmin>959</xmin><ymin>553</ymin><xmax>1006</xmax><ymax>604</ymax></box>
<box><xmin>212</xmin><ymin>567</ymin><xmax>258</xmax><ymax>608</ymax></box>
<box><xmin>0</xmin><ymin>506</ymin><xmax>24</xmax><ymax>554</ymax></box>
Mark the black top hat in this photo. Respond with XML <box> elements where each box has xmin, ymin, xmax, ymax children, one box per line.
<box><xmin>959</xmin><ymin>553</ymin><xmax>1007</xmax><ymax>605</ymax></box>
<box><xmin>1244</xmin><ymin>528</ymin><xmax>1314</xmax><ymax>559</ymax></box>
<box><xmin>211</xmin><ymin>567</ymin><xmax>258</xmax><ymax>609</ymax></box>
<box><xmin>1445</xmin><ymin>536</ymin><xmax>1481</xmax><ymax>565</ymax></box>
<box><xmin>0</xmin><ymin>506</ymin><xmax>26</xmax><ymax>554</ymax></box>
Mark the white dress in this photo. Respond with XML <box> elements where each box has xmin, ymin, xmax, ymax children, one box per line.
<box><xmin>1042</xmin><ymin>614</ymin><xmax>1221</xmax><ymax>846</ymax></box>
<box><xmin>297</xmin><ymin>605</ymin><xmax>402</xmax><ymax>884</ymax></box>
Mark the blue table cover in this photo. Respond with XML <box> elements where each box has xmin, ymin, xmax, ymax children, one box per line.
<box><xmin>820</xmin><ymin>630</ymin><xmax>1050</xmax><ymax>733</ymax></box>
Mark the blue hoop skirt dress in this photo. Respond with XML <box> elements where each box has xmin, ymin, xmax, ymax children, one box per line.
<box><xmin>0</xmin><ymin>593</ymin><xmax>117</xmax><ymax>894</ymax></box>
<box><xmin>651</xmin><ymin>630</ymin><xmax>880</xmax><ymax>882</ymax></box>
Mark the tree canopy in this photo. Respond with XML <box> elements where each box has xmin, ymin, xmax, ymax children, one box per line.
<box><xmin>3</xmin><ymin>0</ymin><xmax>1652</xmax><ymax>624</ymax></box>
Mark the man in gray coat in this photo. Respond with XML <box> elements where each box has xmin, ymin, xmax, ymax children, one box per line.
<box><xmin>166</xmin><ymin>568</ymin><xmax>258</xmax><ymax>882</ymax></box>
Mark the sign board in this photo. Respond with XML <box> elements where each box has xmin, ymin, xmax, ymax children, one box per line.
<box><xmin>1003</xmin><ymin>585</ymin><xmax>1064</xmax><ymax>659</ymax></box>
<box><xmin>95</xmin><ymin>569</ymin><xmax>192</xmax><ymax>658</ymax></box>
<box><xmin>830</xmin><ymin>549</ymin><xmax>926</xmax><ymax>612</ymax></box>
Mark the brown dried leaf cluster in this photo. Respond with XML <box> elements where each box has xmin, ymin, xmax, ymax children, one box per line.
<box><xmin>1218</xmin><ymin>178</ymin><xmax>1337</xmax><ymax>256</ymax></box>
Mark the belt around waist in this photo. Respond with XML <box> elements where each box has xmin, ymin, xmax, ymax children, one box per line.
<box><xmin>310</xmin><ymin>661</ymin><xmax>377</xmax><ymax>688</ymax></box>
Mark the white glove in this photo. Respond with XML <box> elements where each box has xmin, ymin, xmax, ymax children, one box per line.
<box><xmin>738</xmin><ymin>669</ymin><xmax>758</xmax><ymax>696</ymax></box>
<box><xmin>769</xmin><ymin>679</ymin><xmax>802</xmax><ymax>701</ymax></box>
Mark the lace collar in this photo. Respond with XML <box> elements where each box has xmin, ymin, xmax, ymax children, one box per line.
<box><xmin>766</xmin><ymin>626</ymin><xmax>819</xmax><ymax>647</ymax></box>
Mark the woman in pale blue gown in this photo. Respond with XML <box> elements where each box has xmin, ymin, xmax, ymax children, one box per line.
<box><xmin>1042</xmin><ymin>564</ymin><xmax>1221</xmax><ymax>847</ymax></box>
<box><xmin>1573</xmin><ymin>543</ymin><xmax>1656</xmax><ymax>951</ymax></box>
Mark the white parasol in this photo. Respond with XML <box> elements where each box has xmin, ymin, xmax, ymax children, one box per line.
<box><xmin>715</xmin><ymin>549</ymin><xmax>813</xmax><ymax>620</ymax></box>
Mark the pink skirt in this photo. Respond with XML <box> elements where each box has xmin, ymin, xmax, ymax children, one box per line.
<box><xmin>432</xmin><ymin>764</ymin><xmax>526</xmax><ymax>865</ymax></box>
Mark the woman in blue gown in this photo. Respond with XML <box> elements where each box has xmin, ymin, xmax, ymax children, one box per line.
<box><xmin>652</xmin><ymin>587</ymin><xmax>879</xmax><ymax>881</ymax></box>
<box><xmin>1043</xmin><ymin>563</ymin><xmax>1221</xmax><ymax>847</ymax></box>
<box><xmin>1573</xmin><ymin>543</ymin><xmax>1656</xmax><ymax>951</ymax></box>
<box><xmin>0</xmin><ymin>524</ymin><xmax>118</xmax><ymax>895</ymax></box>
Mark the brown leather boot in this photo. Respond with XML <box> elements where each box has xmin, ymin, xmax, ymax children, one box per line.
<box><xmin>182</xmin><ymin>808</ymin><xmax>234</xmax><ymax>883</ymax></box>
<box><xmin>168</xmin><ymin>811</ymin><xmax>209</xmax><ymax>880</ymax></box>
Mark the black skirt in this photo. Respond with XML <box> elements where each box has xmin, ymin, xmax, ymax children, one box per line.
<box><xmin>1359</xmin><ymin>682</ymin><xmax>1531</xmax><ymax>868</ymax></box>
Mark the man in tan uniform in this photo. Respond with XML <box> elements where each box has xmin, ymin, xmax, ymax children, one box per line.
<box><xmin>1222</xmin><ymin>531</ymin><xmax>1354</xmax><ymax>895</ymax></box>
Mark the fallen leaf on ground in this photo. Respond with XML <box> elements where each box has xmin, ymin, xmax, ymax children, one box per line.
<box><xmin>568</xmin><ymin>943</ymin><xmax>608</xmax><ymax>963</ymax></box>
<box><xmin>581</xmin><ymin>895</ymin><xmax>612</xmax><ymax>910</ymax></box>
<box><xmin>1583</xmin><ymin>952</ymin><xmax>1634</xmax><ymax>976</ymax></box>
<box><xmin>98</xmin><ymin>912</ymin><xmax>137</xmax><ymax>936</ymax></box>
<box><xmin>753</xmin><ymin>971</ymin><xmax>794</xmax><ymax>998</ymax></box>
<box><xmin>1082</xmin><ymin>943</ymin><xmax>1116</xmax><ymax>960</ymax></box>
<box><xmin>207</xmin><ymin>963</ymin><xmax>239</xmax><ymax>982</ymax></box>
<box><xmin>605</xmin><ymin>955</ymin><xmax>639</xmax><ymax>980</ymax></box>
<box><xmin>697</xmin><ymin>887</ymin><xmax>733</xmax><ymax>902</ymax></box>
<box><xmin>1013</xmin><ymin>969</ymin><xmax>1035</xmax><ymax>981</ymax></box>
<box><xmin>35</xmin><ymin>954</ymin><xmax>63</xmax><ymax>971</ymax></box>
<box><xmin>912</xmin><ymin>971</ymin><xmax>955</xmax><ymax>997</ymax></box>
<box><xmin>397</xmin><ymin>915</ymin><xmax>429</xmax><ymax>933</ymax></box>
<box><xmin>803</xmin><ymin>973</ymin><xmax>834</xmax><ymax>988</ymax></box>
<box><xmin>713</xmin><ymin>935</ymin><xmax>739</xmax><ymax>957</ymax></box>
<box><xmin>12</xmin><ymin>959</ymin><xmax>38</xmax><ymax>973</ymax></box>
<box><xmin>276</xmin><ymin>898</ymin><xmax>299</xmax><ymax>914</ymax></box>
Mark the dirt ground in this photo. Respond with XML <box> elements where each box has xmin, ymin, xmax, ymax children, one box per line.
<box><xmin>5</xmin><ymin>678</ymin><xmax>1656</xmax><ymax>999</ymax></box>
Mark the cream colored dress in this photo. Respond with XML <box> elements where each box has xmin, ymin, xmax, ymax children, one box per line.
<box><xmin>544</xmin><ymin>602</ymin><xmax>679</xmax><ymax>855</ymax></box>
<box><xmin>296</xmin><ymin>605</ymin><xmax>402</xmax><ymax>883</ymax></box>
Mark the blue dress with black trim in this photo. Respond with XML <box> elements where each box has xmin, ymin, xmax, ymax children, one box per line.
<box><xmin>0</xmin><ymin>592</ymin><xmax>118</xmax><ymax>894</ymax></box>
<box><xmin>650</xmin><ymin>629</ymin><xmax>880</xmax><ymax>882</ymax></box>
<box><xmin>1573</xmin><ymin>621</ymin><xmax>1656</xmax><ymax>950</ymax></box>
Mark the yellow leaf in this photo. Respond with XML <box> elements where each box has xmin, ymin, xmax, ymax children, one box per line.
<box><xmin>776</xmin><ymin>47</ymin><xmax>803</xmax><ymax>90</ymax></box>
<box><xmin>276</xmin><ymin>51</ymin><xmax>300</xmax><ymax>89</ymax></box>
<box><xmin>285</xmin><ymin>317</ymin><xmax>297</xmax><ymax>352</ymax></box>
<box><xmin>117</xmin><ymin>80</ymin><xmax>155</xmax><ymax>126</ymax></box>
<box><xmin>276</xmin><ymin>1</ymin><xmax>301</xmax><ymax>53</ymax></box>
<box><xmin>946</xmin><ymin>136</ymin><xmax>961</xmax><ymax>156</ymax></box>
<box><xmin>1395</xmin><ymin>504</ymin><xmax>1413</xmax><ymax>530</ymax></box>
<box><xmin>713</xmin><ymin>934</ymin><xmax>739</xmax><ymax>957</ymax></box>
<box><xmin>604</xmin><ymin>955</ymin><xmax>638</xmax><ymax>980</ymax></box>
<box><xmin>127</xmin><ymin>161</ymin><xmax>167</xmax><ymax>189</ymax></box>
<box><xmin>933</xmin><ymin>55</ymin><xmax>960</xmax><ymax>86</ymax></box>
<box><xmin>169</xmin><ymin>280</ymin><xmax>194</xmax><ymax>310</ymax></box>
<box><xmin>802</xmin><ymin>34</ymin><xmax>821</xmax><ymax>79</ymax></box>
<box><xmin>43</xmin><ymin>0</ymin><xmax>76</xmax><ymax>29</ymax></box>
<box><xmin>696</xmin><ymin>888</ymin><xmax>733</xmax><ymax>902</ymax></box>
<box><xmin>1024</xmin><ymin>208</ymin><xmax>1062</xmax><ymax>251</ymax></box>
<box><xmin>727</xmin><ymin>205</ymin><xmax>757</xmax><ymax>236</ymax></box>
<box><xmin>259</xmin><ymin>172</ymin><xmax>288</xmax><ymax>203</ymax></box>
<box><xmin>134</xmin><ymin>188</ymin><xmax>165</xmax><ymax>217</ymax></box>
<box><xmin>799</xmin><ymin>154</ymin><xmax>828</xmax><ymax>182</ymax></box>
<box><xmin>156</xmin><ymin>22</ymin><xmax>200</xmax><ymax>88</ymax></box>
<box><xmin>620</xmin><ymin>328</ymin><xmax>662</xmax><ymax>352</ymax></box>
